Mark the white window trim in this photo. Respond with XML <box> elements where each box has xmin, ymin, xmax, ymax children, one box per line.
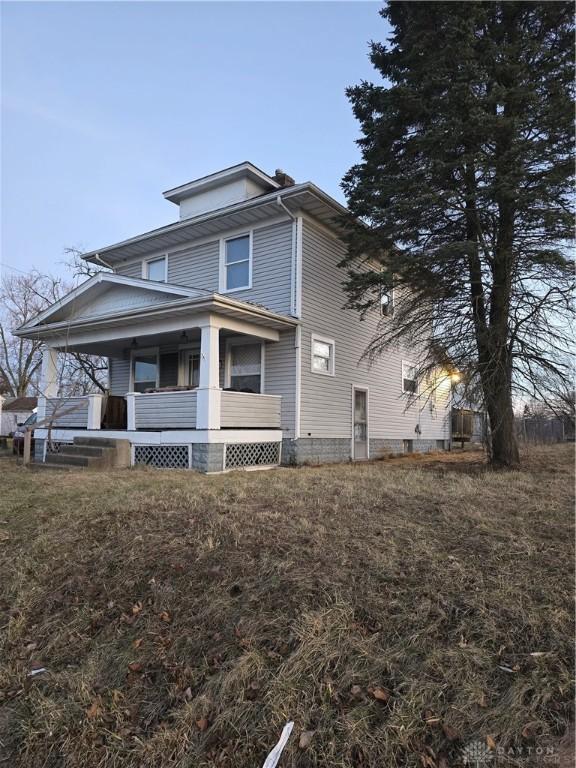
<box><xmin>219</xmin><ymin>232</ymin><xmax>253</xmax><ymax>294</ymax></box>
<box><xmin>401</xmin><ymin>359</ymin><xmax>418</xmax><ymax>394</ymax></box>
<box><xmin>351</xmin><ymin>384</ymin><xmax>370</xmax><ymax>460</ymax></box>
<box><xmin>142</xmin><ymin>255</ymin><xmax>168</xmax><ymax>283</ymax></box>
<box><xmin>129</xmin><ymin>346</ymin><xmax>160</xmax><ymax>392</ymax></box>
<box><xmin>311</xmin><ymin>333</ymin><xmax>335</xmax><ymax>377</ymax></box>
<box><xmin>224</xmin><ymin>337</ymin><xmax>264</xmax><ymax>393</ymax></box>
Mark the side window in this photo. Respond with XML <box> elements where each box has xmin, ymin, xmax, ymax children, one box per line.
<box><xmin>144</xmin><ymin>256</ymin><xmax>167</xmax><ymax>282</ymax></box>
<box><xmin>222</xmin><ymin>234</ymin><xmax>251</xmax><ymax>292</ymax></box>
<box><xmin>402</xmin><ymin>360</ymin><xmax>417</xmax><ymax>394</ymax></box>
<box><xmin>311</xmin><ymin>335</ymin><xmax>335</xmax><ymax>376</ymax></box>
<box><xmin>380</xmin><ymin>286</ymin><xmax>395</xmax><ymax>317</ymax></box>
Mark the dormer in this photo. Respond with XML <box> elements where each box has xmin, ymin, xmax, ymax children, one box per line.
<box><xmin>163</xmin><ymin>162</ymin><xmax>294</xmax><ymax>221</ymax></box>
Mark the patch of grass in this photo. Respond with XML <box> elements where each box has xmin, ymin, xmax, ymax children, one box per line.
<box><xmin>0</xmin><ymin>445</ymin><xmax>573</xmax><ymax>767</ymax></box>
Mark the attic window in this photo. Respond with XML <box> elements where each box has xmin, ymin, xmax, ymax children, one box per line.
<box><xmin>144</xmin><ymin>256</ymin><xmax>167</xmax><ymax>282</ymax></box>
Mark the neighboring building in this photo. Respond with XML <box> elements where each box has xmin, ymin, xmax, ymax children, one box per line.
<box><xmin>15</xmin><ymin>162</ymin><xmax>451</xmax><ymax>471</ymax></box>
<box><xmin>0</xmin><ymin>397</ymin><xmax>37</xmax><ymax>437</ymax></box>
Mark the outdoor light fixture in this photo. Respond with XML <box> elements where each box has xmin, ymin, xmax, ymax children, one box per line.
<box><xmin>180</xmin><ymin>331</ymin><xmax>189</xmax><ymax>343</ymax></box>
<box><xmin>130</xmin><ymin>338</ymin><xmax>138</xmax><ymax>349</ymax></box>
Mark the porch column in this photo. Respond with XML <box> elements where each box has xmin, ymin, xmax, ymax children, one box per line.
<box><xmin>87</xmin><ymin>393</ymin><xmax>105</xmax><ymax>430</ymax></box>
<box><xmin>37</xmin><ymin>346</ymin><xmax>59</xmax><ymax>424</ymax></box>
<box><xmin>196</xmin><ymin>322</ymin><xmax>220</xmax><ymax>429</ymax></box>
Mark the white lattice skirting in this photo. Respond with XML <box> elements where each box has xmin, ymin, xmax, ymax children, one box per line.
<box><xmin>225</xmin><ymin>442</ymin><xmax>281</xmax><ymax>469</ymax></box>
<box><xmin>134</xmin><ymin>445</ymin><xmax>190</xmax><ymax>469</ymax></box>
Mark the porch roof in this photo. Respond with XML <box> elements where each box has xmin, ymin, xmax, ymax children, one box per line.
<box><xmin>14</xmin><ymin>272</ymin><xmax>298</xmax><ymax>344</ymax></box>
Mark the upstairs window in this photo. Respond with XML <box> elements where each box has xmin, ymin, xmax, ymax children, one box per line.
<box><xmin>223</xmin><ymin>234</ymin><xmax>251</xmax><ymax>291</ymax></box>
<box><xmin>311</xmin><ymin>335</ymin><xmax>335</xmax><ymax>376</ymax></box>
<box><xmin>402</xmin><ymin>361</ymin><xmax>418</xmax><ymax>394</ymax></box>
<box><xmin>144</xmin><ymin>256</ymin><xmax>167</xmax><ymax>282</ymax></box>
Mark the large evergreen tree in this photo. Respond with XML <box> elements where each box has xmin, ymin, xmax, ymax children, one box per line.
<box><xmin>342</xmin><ymin>1</ymin><xmax>574</xmax><ymax>467</ymax></box>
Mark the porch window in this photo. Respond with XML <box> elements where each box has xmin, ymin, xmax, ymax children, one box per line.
<box><xmin>223</xmin><ymin>235</ymin><xmax>251</xmax><ymax>291</ymax></box>
<box><xmin>144</xmin><ymin>256</ymin><xmax>167</xmax><ymax>282</ymax></box>
<box><xmin>133</xmin><ymin>352</ymin><xmax>159</xmax><ymax>392</ymax></box>
<box><xmin>402</xmin><ymin>361</ymin><xmax>418</xmax><ymax>394</ymax></box>
<box><xmin>228</xmin><ymin>343</ymin><xmax>261</xmax><ymax>393</ymax></box>
<box><xmin>311</xmin><ymin>335</ymin><xmax>335</xmax><ymax>376</ymax></box>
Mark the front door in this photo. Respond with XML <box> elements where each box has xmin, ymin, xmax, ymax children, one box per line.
<box><xmin>353</xmin><ymin>388</ymin><xmax>368</xmax><ymax>460</ymax></box>
<box><xmin>180</xmin><ymin>348</ymin><xmax>200</xmax><ymax>388</ymax></box>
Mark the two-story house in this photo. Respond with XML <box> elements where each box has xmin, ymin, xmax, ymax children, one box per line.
<box><xmin>16</xmin><ymin>162</ymin><xmax>451</xmax><ymax>471</ymax></box>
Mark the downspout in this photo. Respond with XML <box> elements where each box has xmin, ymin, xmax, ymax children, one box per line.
<box><xmin>276</xmin><ymin>195</ymin><xmax>298</xmax><ymax>318</ymax></box>
<box><xmin>93</xmin><ymin>253</ymin><xmax>114</xmax><ymax>271</ymax></box>
<box><xmin>276</xmin><ymin>195</ymin><xmax>302</xmax><ymax>440</ymax></box>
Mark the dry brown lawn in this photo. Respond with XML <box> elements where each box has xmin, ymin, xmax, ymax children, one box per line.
<box><xmin>0</xmin><ymin>445</ymin><xmax>573</xmax><ymax>767</ymax></box>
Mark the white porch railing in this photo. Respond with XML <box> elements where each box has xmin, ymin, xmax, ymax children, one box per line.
<box><xmin>131</xmin><ymin>390</ymin><xmax>198</xmax><ymax>430</ymax></box>
<box><xmin>43</xmin><ymin>390</ymin><xmax>281</xmax><ymax>431</ymax></box>
<box><xmin>220</xmin><ymin>392</ymin><xmax>281</xmax><ymax>429</ymax></box>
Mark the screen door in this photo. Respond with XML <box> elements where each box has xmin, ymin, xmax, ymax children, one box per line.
<box><xmin>353</xmin><ymin>388</ymin><xmax>368</xmax><ymax>460</ymax></box>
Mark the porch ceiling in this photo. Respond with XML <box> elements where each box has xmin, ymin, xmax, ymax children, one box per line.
<box><xmin>66</xmin><ymin>326</ymin><xmax>250</xmax><ymax>357</ymax></box>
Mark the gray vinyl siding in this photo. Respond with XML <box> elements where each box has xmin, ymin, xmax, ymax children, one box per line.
<box><xmin>226</xmin><ymin>222</ymin><xmax>293</xmax><ymax>314</ymax></box>
<box><xmin>299</xmin><ymin>219</ymin><xmax>450</xmax><ymax>444</ymax></box>
<box><xmin>45</xmin><ymin>397</ymin><xmax>89</xmax><ymax>428</ymax></box>
<box><xmin>108</xmin><ymin>357</ymin><xmax>130</xmax><ymax>395</ymax></box>
<box><xmin>159</xmin><ymin>352</ymin><xmax>179</xmax><ymax>387</ymax></box>
<box><xmin>263</xmin><ymin>330</ymin><xmax>296</xmax><ymax>437</ymax></box>
<box><xmin>113</xmin><ymin>221</ymin><xmax>293</xmax><ymax>316</ymax></box>
<box><xmin>220</xmin><ymin>392</ymin><xmax>281</xmax><ymax>428</ymax></box>
<box><xmin>135</xmin><ymin>392</ymin><xmax>197</xmax><ymax>429</ymax></box>
<box><xmin>168</xmin><ymin>241</ymin><xmax>219</xmax><ymax>291</ymax></box>
<box><xmin>115</xmin><ymin>261</ymin><xmax>142</xmax><ymax>279</ymax></box>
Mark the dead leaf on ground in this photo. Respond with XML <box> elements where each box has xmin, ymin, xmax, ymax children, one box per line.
<box><xmin>486</xmin><ymin>735</ymin><xmax>497</xmax><ymax>750</ymax></box>
<box><xmin>442</xmin><ymin>724</ymin><xmax>459</xmax><ymax>741</ymax></box>
<box><xmin>196</xmin><ymin>717</ymin><xmax>209</xmax><ymax>731</ymax></box>
<box><xmin>371</xmin><ymin>686</ymin><xmax>391</xmax><ymax>703</ymax></box>
<box><xmin>86</xmin><ymin>699</ymin><xmax>102</xmax><ymax>719</ymax></box>
<box><xmin>299</xmin><ymin>730</ymin><xmax>315</xmax><ymax>749</ymax></box>
<box><xmin>132</xmin><ymin>638</ymin><xmax>143</xmax><ymax>649</ymax></box>
<box><xmin>159</xmin><ymin>611</ymin><xmax>172</xmax><ymax>623</ymax></box>
<box><xmin>127</xmin><ymin>662</ymin><xmax>143</xmax><ymax>673</ymax></box>
<box><xmin>350</xmin><ymin>684</ymin><xmax>363</xmax><ymax>698</ymax></box>
<box><xmin>131</xmin><ymin>601</ymin><xmax>143</xmax><ymax>615</ymax></box>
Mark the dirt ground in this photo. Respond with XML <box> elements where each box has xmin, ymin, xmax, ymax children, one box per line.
<box><xmin>0</xmin><ymin>444</ymin><xmax>573</xmax><ymax>767</ymax></box>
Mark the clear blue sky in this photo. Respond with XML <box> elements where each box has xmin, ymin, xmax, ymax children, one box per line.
<box><xmin>1</xmin><ymin>1</ymin><xmax>385</xmax><ymax>279</ymax></box>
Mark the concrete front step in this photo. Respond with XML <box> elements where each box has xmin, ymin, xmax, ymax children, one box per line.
<box><xmin>60</xmin><ymin>444</ymin><xmax>112</xmax><ymax>458</ymax></box>
<box><xmin>48</xmin><ymin>453</ymin><xmax>103</xmax><ymax>468</ymax></box>
<box><xmin>31</xmin><ymin>462</ymin><xmax>74</xmax><ymax>472</ymax></box>
<box><xmin>73</xmin><ymin>437</ymin><xmax>121</xmax><ymax>448</ymax></box>
<box><xmin>37</xmin><ymin>436</ymin><xmax>132</xmax><ymax>470</ymax></box>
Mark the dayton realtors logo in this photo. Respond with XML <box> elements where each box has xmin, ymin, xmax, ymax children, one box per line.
<box><xmin>460</xmin><ymin>738</ymin><xmax>558</xmax><ymax>766</ymax></box>
<box><xmin>461</xmin><ymin>740</ymin><xmax>494</xmax><ymax>767</ymax></box>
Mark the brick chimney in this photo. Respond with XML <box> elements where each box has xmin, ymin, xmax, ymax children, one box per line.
<box><xmin>273</xmin><ymin>169</ymin><xmax>295</xmax><ymax>188</ymax></box>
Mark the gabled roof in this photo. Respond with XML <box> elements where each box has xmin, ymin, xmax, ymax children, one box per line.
<box><xmin>17</xmin><ymin>273</ymin><xmax>204</xmax><ymax>332</ymax></box>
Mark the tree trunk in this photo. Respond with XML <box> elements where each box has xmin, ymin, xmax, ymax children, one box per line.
<box><xmin>485</xmin><ymin>373</ymin><xmax>520</xmax><ymax>468</ymax></box>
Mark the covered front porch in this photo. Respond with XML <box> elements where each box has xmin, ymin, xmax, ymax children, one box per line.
<box><xmin>16</xmin><ymin>273</ymin><xmax>297</xmax><ymax>470</ymax></box>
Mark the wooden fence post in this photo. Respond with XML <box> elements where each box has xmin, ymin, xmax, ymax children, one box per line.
<box><xmin>23</xmin><ymin>430</ymin><xmax>32</xmax><ymax>466</ymax></box>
